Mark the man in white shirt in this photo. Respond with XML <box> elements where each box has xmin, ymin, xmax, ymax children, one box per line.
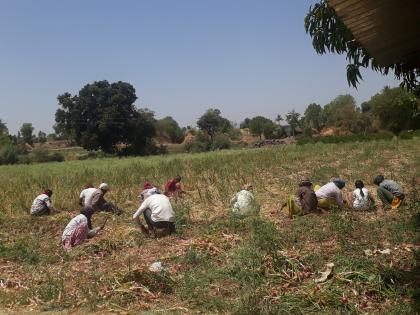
<box><xmin>84</xmin><ymin>182</ymin><xmax>122</xmax><ymax>215</ymax></box>
<box><xmin>30</xmin><ymin>189</ymin><xmax>56</xmax><ymax>215</ymax></box>
<box><xmin>79</xmin><ymin>184</ymin><xmax>96</xmax><ymax>206</ymax></box>
<box><xmin>133</xmin><ymin>193</ymin><xmax>176</xmax><ymax>237</ymax></box>
<box><xmin>315</xmin><ymin>179</ymin><xmax>346</xmax><ymax>209</ymax></box>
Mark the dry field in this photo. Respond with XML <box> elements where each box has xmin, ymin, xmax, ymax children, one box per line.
<box><xmin>0</xmin><ymin>139</ymin><xmax>419</xmax><ymax>314</ymax></box>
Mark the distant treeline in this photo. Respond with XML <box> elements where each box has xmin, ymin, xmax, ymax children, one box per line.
<box><xmin>0</xmin><ymin>82</ymin><xmax>419</xmax><ymax>165</ymax></box>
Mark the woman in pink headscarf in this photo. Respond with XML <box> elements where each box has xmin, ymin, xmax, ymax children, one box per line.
<box><xmin>139</xmin><ymin>181</ymin><xmax>159</xmax><ymax>200</ymax></box>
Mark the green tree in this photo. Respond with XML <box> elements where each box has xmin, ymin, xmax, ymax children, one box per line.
<box><xmin>323</xmin><ymin>94</ymin><xmax>366</xmax><ymax>133</ymax></box>
<box><xmin>305</xmin><ymin>1</ymin><xmax>419</xmax><ymax>95</ymax></box>
<box><xmin>285</xmin><ymin>110</ymin><xmax>301</xmax><ymax>137</ymax></box>
<box><xmin>0</xmin><ymin>119</ymin><xmax>8</xmax><ymax>135</ymax></box>
<box><xmin>121</xmin><ymin>108</ymin><xmax>157</xmax><ymax>155</ymax></box>
<box><xmin>38</xmin><ymin>131</ymin><xmax>47</xmax><ymax>144</ymax></box>
<box><xmin>248</xmin><ymin>116</ymin><xmax>275</xmax><ymax>139</ymax></box>
<box><xmin>197</xmin><ymin>108</ymin><xmax>232</xmax><ymax>141</ymax></box>
<box><xmin>303</xmin><ymin>103</ymin><xmax>324</xmax><ymax>131</ymax></box>
<box><xmin>240</xmin><ymin>118</ymin><xmax>251</xmax><ymax>129</ymax></box>
<box><xmin>155</xmin><ymin>116</ymin><xmax>184</xmax><ymax>143</ymax></box>
<box><xmin>55</xmin><ymin>80</ymin><xmax>156</xmax><ymax>154</ymax></box>
<box><xmin>20</xmin><ymin>123</ymin><xmax>34</xmax><ymax>145</ymax></box>
<box><xmin>0</xmin><ymin>143</ymin><xmax>18</xmax><ymax>165</ymax></box>
<box><xmin>368</xmin><ymin>87</ymin><xmax>420</xmax><ymax>134</ymax></box>
<box><xmin>360</xmin><ymin>101</ymin><xmax>372</xmax><ymax>113</ymax></box>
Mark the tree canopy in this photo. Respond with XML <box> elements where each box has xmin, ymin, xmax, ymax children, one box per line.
<box><xmin>38</xmin><ymin>131</ymin><xmax>47</xmax><ymax>144</ymax></box>
<box><xmin>20</xmin><ymin>123</ymin><xmax>34</xmax><ymax>145</ymax></box>
<box><xmin>197</xmin><ymin>108</ymin><xmax>232</xmax><ymax>140</ymax></box>
<box><xmin>155</xmin><ymin>116</ymin><xmax>184</xmax><ymax>143</ymax></box>
<box><xmin>285</xmin><ymin>110</ymin><xmax>301</xmax><ymax>136</ymax></box>
<box><xmin>305</xmin><ymin>1</ymin><xmax>419</xmax><ymax>95</ymax></box>
<box><xmin>0</xmin><ymin>119</ymin><xmax>8</xmax><ymax>135</ymax></box>
<box><xmin>248</xmin><ymin>116</ymin><xmax>275</xmax><ymax>139</ymax></box>
<box><xmin>366</xmin><ymin>87</ymin><xmax>420</xmax><ymax>134</ymax></box>
<box><xmin>55</xmin><ymin>80</ymin><xmax>156</xmax><ymax>154</ymax></box>
<box><xmin>303</xmin><ymin>103</ymin><xmax>324</xmax><ymax>131</ymax></box>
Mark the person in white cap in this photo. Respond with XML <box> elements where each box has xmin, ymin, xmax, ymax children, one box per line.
<box><xmin>85</xmin><ymin>183</ymin><xmax>122</xmax><ymax>214</ymax></box>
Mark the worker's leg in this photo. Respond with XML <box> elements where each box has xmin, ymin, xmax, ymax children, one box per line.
<box><xmin>143</xmin><ymin>209</ymin><xmax>155</xmax><ymax>231</ymax></box>
<box><xmin>317</xmin><ymin>198</ymin><xmax>331</xmax><ymax>210</ymax></box>
<box><xmin>376</xmin><ymin>186</ymin><xmax>394</xmax><ymax>208</ymax></box>
<box><xmin>31</xmin><ymin>205</ymin><xmax>50</xmax><ymax>216</ymax></box>
<box><xmin>153</xmin><ymin>221</ymin><xmax>175</xmax><ymax>236</ymax></box>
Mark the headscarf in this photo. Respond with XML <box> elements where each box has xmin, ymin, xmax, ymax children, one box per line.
<box><xmin>139</xmin><ymin>187</ymin><xmax>159</xmax><ymax>199</ymax></box>
<box><xmin>43</xmin><ymin>189</ymin><xmax>53</xmax><ymax>197</ymax></box>
<box><xmin>80</xmin><ymin>207</ymin><xmax>95</xmax><ymax>230</ymax></box>
<box><xmin>99</xmin><ymin>183</ymin><xmax>109</xmax><ymax>191</ymax></box>
<box><xmin>143</xmin><ymin>181</ymin><xmax>153</xmax><ymax>190</ymax></box>
<box><xmin>333</xmin><ymin>178</ymin><xmax>346</xmax><ymax>189</ymax></box>
<box><xmin>299</xmin><ymin>178</ymin><xmax>312</xmax><ymax>187</ymax></box>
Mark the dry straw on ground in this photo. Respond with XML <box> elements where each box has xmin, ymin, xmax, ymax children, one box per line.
<box><xmin>0</xmin><ymin>139</ymin><xmax>419</xmax><ymax>313</ymax></box>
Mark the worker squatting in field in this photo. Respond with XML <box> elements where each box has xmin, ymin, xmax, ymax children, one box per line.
<box><xmin>61</xmin><ymin>207</ymin><xmax>105</xmax><ymax>250</ymax></box>
<box><xmin>28</xmin><ymin>174</ymin><xmax>406</xmax><ymax>250</ymax></box>
<box><xmin>281</xmin><ymin>176</ymin><xmax>405</xmax><ymax>217</ymax></box>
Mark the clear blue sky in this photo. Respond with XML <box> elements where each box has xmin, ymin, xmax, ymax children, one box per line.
<box><xmin>0</xmin><ymin>0</ymin><xmax>398</xmax><ymax>134</ymax></box>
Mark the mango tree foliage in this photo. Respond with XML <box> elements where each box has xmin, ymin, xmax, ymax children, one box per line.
<box><xmin>305</xmin><ymin>0</ymin><xmax>419</xmax><ymax>95</ymax></box>
<box><xmin>55</xmin><ymin>80</ymin><xmax>155</xmax><ymax>154</ymax></box>
<box><xmin>0</xmin><ymin>119</ymin><xmax>8</xmax><ymax>135</ymax></box>
<box><xmin>368</xmin><ymin>87</ymin><xmax>420</xmax><ymax>134</ymax></box>
<box><xmin>19</xmin><ymin>123</ymin><xmax>34</xmax><ymax>145</ymax></box>
<box><xmin>155</xmin><ymin>116</ymin><xmax>184</xmax><ymax>143</ymax></box>
<box><xmin>285</xmin><ymin>110</ymin><xmax>301</xmax><ymax>137</ymax></box>
<box><xmin>303</xmin><ymin>103</ymin><xmax>324</xmax><ymax>131</ymax></box>
<box><xmin>197</xmin><ymin>108</ymin><xmax>232</xmax><ymax>140</ymax></box>
<box><xmin>248</xmin><ymin>116</ymin><xmax>275</xmax><ymax>139</ymax></box>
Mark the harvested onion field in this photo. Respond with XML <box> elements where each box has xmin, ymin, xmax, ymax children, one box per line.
<box><xmin>0</xmin><ymin>139</ymin><xmax>419</xmax><ymax>314</ymax></box>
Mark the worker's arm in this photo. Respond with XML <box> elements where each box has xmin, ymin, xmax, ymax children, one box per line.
<box><xmin>45</xmin><ymin>198</ymin><xmax>58</xmax><ymax>212</ymax></box>
<box><xmin>87</xmin><ymin>227</ymin><xmax>101</xmax><ymax>238</ymax></box>
<box><xmin>336</xmin><ymin>191</ymin><xmax>344</xmax><ymax>207</ymax></box>
<box><xmin>79</xmin><ymin>190</ymin><xmax>85</xmax><ymax>206</ymax></box>
<box><xmin>230</xmin><ymin>194</ymin><xmax>237</xmax><ymax>206</ymax></box>
<box><xmin>133</xmin><ymin>199</ymin><xmax>149</xmax><ymax>220</ymax></box>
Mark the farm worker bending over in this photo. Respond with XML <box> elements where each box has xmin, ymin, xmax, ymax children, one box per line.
<box><xmin>140</xmin><ymin>181</ymin><xmax>160</xmax><ymax>200</ymax></box>
<box><xmin>347</xmin><ymin>180</ymin><xmax>373</xmax><ymax>210</ymax></box>
<box><xmin>79</xmin><ymin>183</ymin><xmax>96</xmax><ymax>206</ymax></box>
<box><xmin>164</xmin><ymin>175</ymin><xmax>184</xmax><ymax>198</ymax></box>
<box><xmin>61</xmin><ymin>207</ymin><xmax>103</xmax><ymax>250</ymax></box>
<box><xmin>373</xmin><ymin>175</ymin><xmax>405</xmax><ymax>209</ymax></box>
<box><xmin>282</xmin><ymin>178</ymin><xmax>318</xmax><ymax>217</ymax></box>
<box><xmin>30</xmin><ymin>189</ymin><xmax>56</xmax><ymax>215</ymax></box>
<box><xmin>315</xmin><ymin>179</ymin><xmax>346</xmax><ymax>209</ymax></box>
<box><xmin>133</xmin><ymin>193</ymin><xmax>176</xmax><ymax>238</ymax></box>
<box><xmin>85</xmin><ymin>183</ymin><xmax>123</xmax><ymax>215</ymax></box>
<box><xmin>231</xmin><ymin>184</ymin><xmax>260</xmax><ymax>217</ymax></box>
